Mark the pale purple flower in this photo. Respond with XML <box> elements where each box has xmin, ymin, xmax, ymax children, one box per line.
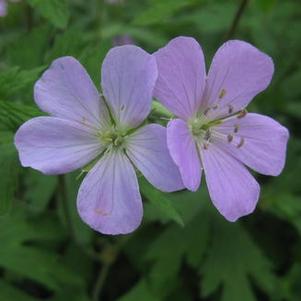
<box><xmin>0</xmin><ymin>0</ymin><xmax>20</xmax><ymax>17</ymax></box>
<box><xmin>154</xmin><ymin>37</ymin><xmax>289</xmax><ymax>221</ymax></box>
<box><xmin>15</xmin><ymin>45</ymin><xmax>184</xmax><ymax>235</ymax></box>
<box><xmin>0</xmin><ymin>0</ymin><xmax>7</xmax><ymax>16</ymax></box>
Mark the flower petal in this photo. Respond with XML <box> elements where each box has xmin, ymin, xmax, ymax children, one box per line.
<box><xmin>213</xmin><ymin>113</ymin><xmax>289</xmax><ymax>176</ymax></box>
<box><xmin>0</xmin><ymin>0</ymin><xmax>7</xmax><ymax>17</ymax></box>
<box><xmin>126</xmin><ymin>124</ymin><xmax>184</xmax><ymax>192</ymax></box>
<box><xmin>14</xmin><ymin>117</ymin><xmax>102</xmax><ymax>175</ymax></box>
<box><xmin>101</xmin><ymin>45</ymin><xmax>157</xmax><ymax>128</ymax></box>
<box><xmin>167</xmin><ymin>119</ymin><xmax>202</xmax><ymax>191</ymax></box>
<box><xmin>201</xmin><ymin>143</ymin><xmax>260</xmax><ymax>222</ymax></box>
<box><xmin>204</xmin><ymin>40</ymin><xmax>274</xmax><ymax>119</ymax></box>
<box><xmin>77</xmin><ymin>150</ymin><xmax>143</xmax><ymax>235</ymax></box>
<box><xmin>154</xmin><ymin>37</ymin><xmax>206</xmax><ymax>120</ymax></box>
<box><xmin>35</xmin><ymin>56</ymin><xmax>110</xmax><ymax>129</ymax></box>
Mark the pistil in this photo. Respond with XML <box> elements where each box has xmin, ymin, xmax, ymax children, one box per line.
<box><xmin>99</xmin><ymin>128</ymin><xmax>127</xmax><ymax>149</ymax></box>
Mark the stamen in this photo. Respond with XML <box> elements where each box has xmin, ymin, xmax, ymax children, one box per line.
<box><xmin>237</xmin><ymin>137</ymin><xmax>245</xmax><ymax>148</ymax></box>
<box><xmin>212</xmin><ymin>104</ymin><xmax>219</xmax><ymax>110</ymax></box>
<box><xmin>204</xmin><ymin>130</ymin><xmax>211</xmax><ymax>141</ymax></box>
<box><xmin>227</xmin><ymin>134</ymin><xmax>233</xmax><ymax>143</ymax></box>
<box><xmin>219</xmin><ymin>89</ymin><xmax>226</xmax><ymax>99</ymax></box>
<box><xmin>204</xmin><ymin>107</ymin><xmax>211</xmax><ymax>116</ymax></box>
<box><xmin>228</xmin><ymin>105</ymin><xmax>234</xmax><ymax>114</ymax></box>
<box><xmin>234</xmin><ymin>124</ymin><xmax>239</xmax><ymax>133</ymax></box>
<box><xmin>81</xmin><ymin>116</ymin><xmax>87</xmax><ymax>125</ymax></box>
<box><xmin>237</xmin><ymin>109</ymin><xmax>247</xmax><ymax>119</ymax></box>
<box><xmin>99</xmin><ymin>128</ymin><xmax>126</xmax><ymax>148</ymax></box>
<box><xmin>203</xmin><ymin>143</ymin><xmax>209</xmax><ymax>150</ymax></box>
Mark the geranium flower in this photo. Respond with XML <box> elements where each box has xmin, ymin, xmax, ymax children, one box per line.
<box><xmin>15</xmin><ymin>45</ymin><xmax>184</xmax><ymax>234</ymax></box>
<box><xmin>154</xmin><ymin>37</ymin><xmax>289</xmax><ymax>221</ymax></box>
<box><xmin>0</xmin><ymin>0</ymin><xmax>20</xmax><ymax>17</ymax></box>
<box><xmin>0</xmin><ymin>0</ymin><xmax>8</xmax><ymax>16</ymax></box>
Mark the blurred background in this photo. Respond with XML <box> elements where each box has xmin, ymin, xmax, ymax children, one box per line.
<box><xmin>0</xmin><ymin>0</ymin><xmax>300</xmax><ymax>300</ymax></box>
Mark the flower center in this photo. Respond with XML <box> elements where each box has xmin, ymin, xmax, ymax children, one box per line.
<box><xmin>188</xmin><ymin>109</ymin><xmax>248</xmax><ymax>150</ymax></box>
<box><xmin>99</xmin><ymin>128</ymin><xmax>127</xmax><ymax>149</ymax></box>
<box><xmin>188</xmin><ymin>116</ymin><xmax>221</xmax><ymax>140</ymax></box>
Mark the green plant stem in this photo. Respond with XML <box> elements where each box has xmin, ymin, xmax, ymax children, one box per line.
<box><xmin>58</xmin><ymin>175</ymin><xmax>104</xmax><ymax>263</ymax></box>
<box><xmin>225</xmin><ymin>0</ymin><xmax>249</xmax><ymax>40</ymax></box>
<box><xmin>58</xmin><ymin>175</ymin><xmax>74</xmax><ymax>239</ymax></box>
<box><xmin>92</xmin><ymin>262</ymin><xmax>111</xmax><ymax>301</ymax></box>
<box><xmin>25</xmin><ymin>3</ymin><xmax>33</xmax><ymax>32</ymax></box>
<box><xmin>92</xmin><ymin>237</ymin><xmax>130</xmax><ymax>300</ymax></box>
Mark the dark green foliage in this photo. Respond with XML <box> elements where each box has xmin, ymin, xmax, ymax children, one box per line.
<box><xmin>0</xmin><ymin>0</ymin><xmax>300</xmax><ymax>300</ymax></box>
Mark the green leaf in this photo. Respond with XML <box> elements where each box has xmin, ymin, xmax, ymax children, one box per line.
<box><xmin>0</xmin><ymin>101</ymin><xmax>42</xmax><ymax>131</ymax></box>
<box><xmin>51</xmin><ymin>289</ymin><xmax>92</xmax><ymax>301</ymax></box>
<box><xmin>47</xmin><ymin>28</ymin><xmax>87</xmax><ymax>62</ymax></box>
<box><xmin>262</xmin><ymin>192</ymin><xmax>301</xmax><ymax>236</ymax></box>
<box><xmin>0</xmin><ymin>208</ymin><xmax>80</xmax><ymax>291</ymax></box>
<box><xmin>151</xmin><ymin>101</ymin><xmax>173</xmax><ymax>118</ymax></box>
<box><xmin>0</xmin><ymin>66</ymin><xmax>44</xmax><ymax>100</ymax></box>
<box><xmin>200</xmin><ymin>219</ymin><xmax>277</xmax><ymax>301</ymax></box>
<box><xmin>254</xmin><ymin>0</ymin><xmax>277</xmax><ymax>12</ymax></box>
<box><xmin>25</xmin><ymin>171</ymin><xmax>58</xmax><ymax>214</ymax></box>
<box><xmin>117</xmin><ymin>279</ymin><xmax>159</xmax><ymax>301</ymax></box>
<box><xmin>139</xmin><ymin>177</ymin><xmax>184</xmax><ymax>227</ymax></box>
<box><xmin>143</xmin><ymin>206</ymin><xmax>210</xmax><ymax>298</ymax></box>
<box><xmin>181</xmin><ymin>2</ymin><xmax>236</xmax><ymax>33</ymax></box>
<box><xmin>0</xmin><ymin>132</ymin><xmax>18</xmax><ymax>215</ymax></box>
<box><xmin>0</xmin><ymin>245</ymin><xmax>82</xmax><ymax>291</ymax></box>
<box><xmin>133</xmin><ymin>0</ymin><xmax>195</xmax><ymax>26</ymax></box>
<box><xmin>27</xmin><ymin>0</ymin><xmax>69</xmax><ymax>29</ymax></box>
<box><xmin>145</xmin><ymin>226</ymin><xmax>185</xmax><ymax>297</ymax></box>
<box><xmin>0</xmin><ymin>207</ymin><xmax>66</xmax><ymax>247</ymax></box>
<box><xmin>0</xmin><ymin>281</ymin><xmax>37</xmax><ymax>301</ymax></box>
<box><xmin>57</xmin><ymin>173</ymin><xmax>93</xmax><ymax>245</ymax></box>
<box><xmin>5</xmin><ymin>25</ymin><xmax>51</xmax><ymax>69</ymax></box>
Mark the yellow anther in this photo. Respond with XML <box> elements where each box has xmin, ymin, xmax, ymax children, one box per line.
<box><xmin>228</xmin><ymin>105</ymin><xmax>234</xmax><ymax>114</ymax></box>
<box><xmin>219</xmin><ymin>89</ymin><xmax>226</xmax><ymax>99</ymax></box>
<box><xmin>227</xmin><ymin>134</ymin><xmax>233</xmax><ymax>143</ymax></box>
<box><xmin>237</xmin><ymin>109</ymin><xmax>247</xmax><ymax>119</ymax></box>
<box><xmin>237</xmin><ymin>137</ymin><xmax>245</xmax><ymax>148</ymax></box>
<box><xmin>234</xmin><ymin>124</ymin><xmax>239</xmax><ymax>133</ymax></box>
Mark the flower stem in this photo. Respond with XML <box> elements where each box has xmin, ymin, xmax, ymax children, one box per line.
<box><xmin>92</xmin><ymin>262</ymin><xmax>111</xmax><ymax>301</ymax></box>
<box><xmin>58</xmin><ymin>175</ymin><xmax>74</xmax><ymax>239</ymax></box>
<box><xmin>92</xmin><ymin>237</ymin><xmax>129</xmax><ymax>300</ymax></box>
<box><xmin>225</xmin><ymin>0</ymin><xmax>249</xmax><ymax>40</ymax></box>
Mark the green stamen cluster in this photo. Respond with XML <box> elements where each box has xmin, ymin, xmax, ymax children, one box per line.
<box><xmin>99</xmin><ymin>128</ymin><xmax>127</xmax><ymax>148</ymax></box>
<box><xmin>188</xmin><ymin>116</ymin><xmax>222</xmax><ymax>139</ymax></box>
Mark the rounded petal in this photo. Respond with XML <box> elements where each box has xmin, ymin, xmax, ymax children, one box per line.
<box><xmin>167</xmin><ymin>119</ymin><xmax>202</xmax><ymax>191</ymax></box>
<box><xmin>204</xmin><ymin>40</ymin><xmax>274</xmax><ymax>119</ymax></box>
<box><xmin>0</xmin><ymin>0</ymin><xmax>7</xmax><ymax>17</ymax></box>
<box><xmin>154</xmin><ymin>36</ymin><xmax>206</xmax><ymax>120</ymax></box>
<box><xmin>126</xmin><ymin>124</ymin><xmax>184</xmax><ymax>192</ymax></box>
<box><xmin>213</xmin><ymin>113</ymin><xmax>289</xmax><ymax>176</ymax></box>
<box><xmin>14</xmin><ymin>117</ymin><xmax>102</xmax><ymax>175</ymax></box>
<box><xmin>35</xmin><ymin>56</ymin><xmax>110</xmax><ymax>129</ymax></box>
<box><xmin>101</xmin><ymin>45</ymin><xmax>158</xmax><ymax>128</ymax></box>
<box><xmin>77</xmin><ymin>150</ymin><xmax>143</xmax><ymax>235</ymax></box>
<box><xmin>201</xmin><ymin>143</ymin><xmax>260</xmax><ymax>222</ymax></box>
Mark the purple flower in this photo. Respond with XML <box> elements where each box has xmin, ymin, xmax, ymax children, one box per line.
<box><xmin>15</xmin><ymin>45</ymin><xmax>184</xmax><ymax>235</ymax></box>
<box><xmin>0</xmin><ymin>0</ymin><xmax>7</xmax><ymax>16</ymax></box>
<box><xmin>0</xmin><ymin>0</ymin><xmax>20</xmax><ymax>17</ymax></box>
<box><xmin>154</xmin><ymin>37</ymin><xmax>289</xmax><ymax>221</ymax></box>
